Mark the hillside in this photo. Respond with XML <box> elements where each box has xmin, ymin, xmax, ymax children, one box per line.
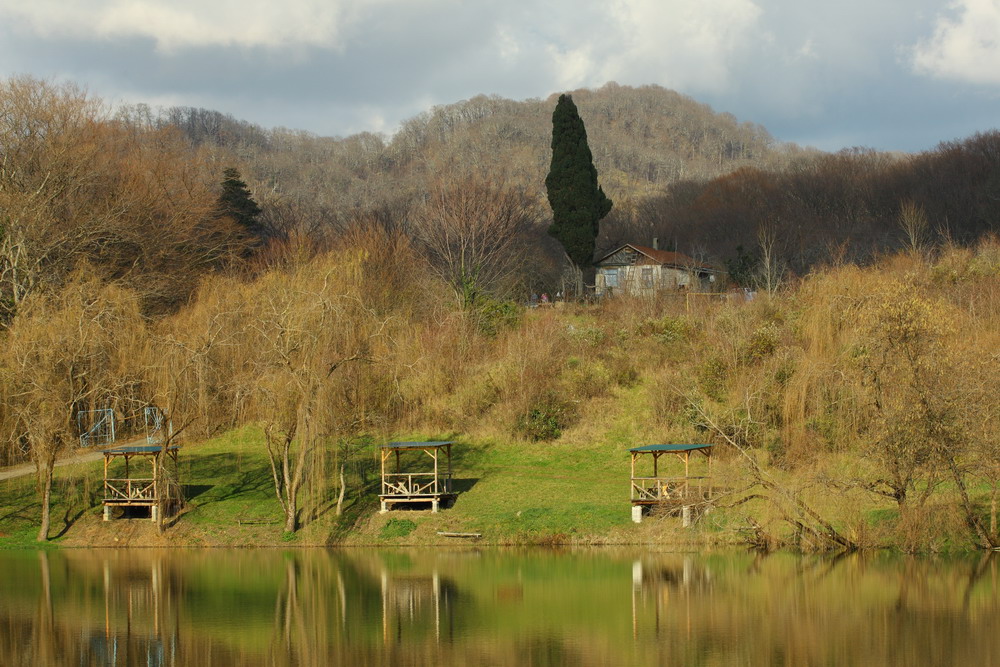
<box><xmin>150</xmin><ymin>85</ymin><xmax>1000</xmax><ymax>281</ymax></box>
<box><xmin>154</xmin><ymin>82</ymin><xmax>797</xmax><ymax>203</ymax></box>
<box><xmin>1</xmin><ymin>238</ymin><xmax>998</xmax><ymax>551</ymax></box>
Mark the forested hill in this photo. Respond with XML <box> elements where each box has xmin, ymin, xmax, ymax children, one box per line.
<box><xmin>139</xmin><ymin>83</ymin><xmax>1000</xmax><ymax>283</ymax></box>
<box><xmin>154</xmin><ymin>82</ymin><xmax>795</xmax><ymax>196</ymax></box>
<box><xmin>143</xmin><ymin>83</ymin><xmax>801</xmax><ymax>229</ymax></box>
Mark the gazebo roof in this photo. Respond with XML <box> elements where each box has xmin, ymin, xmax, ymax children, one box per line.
<box><xmin>101</xmin><ymin>444</ymin><xmax>179</xmax><ymax>456</ymax></box>
<box><xmin>629</xmin><ymin>444</ymin><xmax>713</xmax><ymax>454</ymax></box>
<box><xmin>382</xmin><ymin>441</ymin><xmax>454</xmax><ymax>450</ymax></box>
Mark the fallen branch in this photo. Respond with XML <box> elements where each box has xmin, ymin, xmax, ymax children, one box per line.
<box><xmin>682</xmin><ymin>390</ymin><xmax>858</xmax><ymax>551</ymax></box>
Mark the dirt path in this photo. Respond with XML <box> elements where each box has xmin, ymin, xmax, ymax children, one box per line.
<box><xmin>0</xmin><ymin>439</ymin><xmax>148</xmax><ymax>482</ymax></box>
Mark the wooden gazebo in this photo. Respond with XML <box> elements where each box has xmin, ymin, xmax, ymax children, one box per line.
<box><xmin>379</xmin><ymin>441</ymin><xmax>455</xmax><ymax>513</ymax></box>
<box><xmin>101</xmin><ymin>444</ymin><xmax>181</xmax><ymax>522</ymax></box>
<box><xmin>629</xmin><ymin>444</ymin><xmax>713</xmax><ymax>519</ymax></box>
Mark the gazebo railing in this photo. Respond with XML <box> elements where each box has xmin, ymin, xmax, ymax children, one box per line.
<box><xmin>105</xmin><ymin>478</ymin><xmax>156</xmax><ymax>502</ymax></box>
<box><xmin>631</xmin><ymin>476</ymin><xmax>711</xmax><ymax>502</ymax></box>
<box><xmin>381</xmin><ymin>472</ymin><xmax>452</xmax><ymax>497</ymax></box>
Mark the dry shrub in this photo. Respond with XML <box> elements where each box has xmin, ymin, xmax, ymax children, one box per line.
<box><xmin>493</xmin><ymin>312</ymin><xmax>575</xmax><ymax>438</ymax></box>
<box><xmin>394</xmin><ymin>314</ymin><xmax>476</xmax><ymax>428</ymax></box>
<box><xmin>151</xmin><ymin>233</ymin><xmax>445</xmax><ymax>442</ymax></box>
<box><xmin>968</xmin><ymin>235</ymin><xmax>1000</xmax><ymax>277</ymax></box>
<box><xmin>884</xmin><ymin>502</ymin><xmax>972</xmax><ymax>553</ymax></box>
<box><xmin>648</xmin><ymin>366</ymin><xmax>692</xmax><ymax>426</ymax></box>
<box><xmin>596</xmin><ymin>291</ymin><xmax>690</xmax><ymax>331</ymax></box>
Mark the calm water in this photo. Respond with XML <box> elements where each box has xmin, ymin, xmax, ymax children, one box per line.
<box><xmin>1</xmin><ymin>547</ymin><xmax>998</xmax><ymax>666</ymax></box>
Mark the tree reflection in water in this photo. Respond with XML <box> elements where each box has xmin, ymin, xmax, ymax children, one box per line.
<box><xmin>0</xmin><ymin>548</ymin><xmax>998</xmax><ymax>666</ymax></box>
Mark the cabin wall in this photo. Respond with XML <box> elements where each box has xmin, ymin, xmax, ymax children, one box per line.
<box><xmin>596</xmin><ymin>265</ymin><xmax>696</xmax><ymax>296</ymax></box>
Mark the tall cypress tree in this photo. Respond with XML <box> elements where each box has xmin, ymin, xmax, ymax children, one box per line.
<box><xmin>545</xmin><ymin>94</ymin><xmax>612</xmax><ymax>276</ymax></box>
<box><xmin>217</xmin><ymin>167</ymin><xmax>264</xmax><ymax>239</ymax></box>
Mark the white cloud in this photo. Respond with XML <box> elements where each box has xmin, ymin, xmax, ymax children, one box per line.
<box><xmin>496</xmin><ymin>27</ymin><xmax>521</xmax><ymax>63</ymax></box>
<box><xmin>599</xmin><ymin>0</ymin><xmax>763</xmax><ymax>93</ymax></box>
<box><xmin>548</xmin><ymin>45</ymin><xmax>597</xmax><ymax>90</ymax></box>
<box><xmin>913</xmin><ymin>0</ymin><xmax>1000</xmax><ymax>85</ymax></box>
<box><xmin>0</xmin><ymin>0</ymin><xmax>381</xmax><ymax>51</ymax></box>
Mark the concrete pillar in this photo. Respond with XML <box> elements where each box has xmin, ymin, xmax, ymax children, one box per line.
<box><xmin>631</xmin><ymin>506</ymin><xmax>643</xmax><ymax>524</ymax></box>
<box><xmin>682</xmin><ymin>505</ymin><xmax>692</xmax><ymax>527</ymax></box>
<box><xmin>432</xmin><ymin>499</ymin><xmax>439</xmax><ymax>513</ymax></box>
<box><xmin>380</xmin><ymin>500</ymin><xmax>388</xmax><ymax>514</ymax></box>
<box><xmin>151</xmin><ymin>505</ymin><xmax>159</xmax><ymax>523</ymax></box>
<box><xmin>103</xmin><ymin>505</ymin><xmax>111</xmax><ymax>522</ymax></box>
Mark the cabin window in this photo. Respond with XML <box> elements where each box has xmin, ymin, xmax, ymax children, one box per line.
<box><xmin>641</xmin><ymin>267</ymin><xmax>654</xmax><ymax>288</ymax></box>
<box><xmin>605</xmin><ymin>268</ymin><xmax>619</xmax><ymax>288</ymax></box>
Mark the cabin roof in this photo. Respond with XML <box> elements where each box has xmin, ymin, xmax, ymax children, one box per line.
<box><xmin>629</xmin><ymin>444</ymin><xmax>714</xmax><ymax>453</ymax></box>
<box><xmin>595</xmin><ymin>244</ymin><xmax>719</xmax><ymax>272</ymax></box>
<box><xmin>382</xmin><ymin>441</ymin><xmax>454</xmax><ymax>450</ymax></box>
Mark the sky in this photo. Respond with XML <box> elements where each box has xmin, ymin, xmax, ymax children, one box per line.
<box><xmin>2</xmin><ymin>0</ymin><xmax>1000</xmax><ymax>153</ymax></box>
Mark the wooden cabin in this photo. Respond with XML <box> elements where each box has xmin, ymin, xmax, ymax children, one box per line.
<box><xmin>595</xmin><ymin>243</ymin><xmax>720</xmax><ymax>297</ymax></box>
<box><xmin>629</xmin><ymin>444</ymin><xmax>713</xmax><ymax>521</ymax></box>
<box><xmin>101</xmin><ymin>444</ymin><xmax>181</xmax><ymax>521</ymax></box>
<box><xmin>379</xmin><ymin>441</ymin><xmax>455</xmax><ymax>513</ymax></box>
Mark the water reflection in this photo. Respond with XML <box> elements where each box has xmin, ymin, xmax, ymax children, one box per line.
<box><xmin>0</xmin><ymin>548</ymin><xmax>999</xmax><ymax>666</ymax></box>
<box><xmin>631</xmin><ymin>556</ymin><xmax>712</xmax><ymax>640</ymax></box>
<box><xmin>379</xmin><ymin>567</ymin><xmax>459</xmax><ymax>645</ymax></box>
<box><xmin>87</xmin><ymin>555</ymin><xmax>176</xmax><ymax>666</ymax></box>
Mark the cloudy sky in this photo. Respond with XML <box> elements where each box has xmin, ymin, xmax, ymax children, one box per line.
<box><xmin>1</xmin><ymin>0</ymin><xmax>999</xmax><ymax>152</ymax></box>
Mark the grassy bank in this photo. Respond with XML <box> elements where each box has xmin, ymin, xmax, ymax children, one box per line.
<box><xmin>0</xmin><ymin>420</ymin><xmax>949</xmax><ymax>551</ymax></box>
<box><xmin>0</xmin><ymin>416</ymin><xmax>987</xmax><ymax>552</ymax></box>
<box><xmin>0</xmin><ymin>423</ymin><xmax>722</xmax><ymax>548</ymax></box>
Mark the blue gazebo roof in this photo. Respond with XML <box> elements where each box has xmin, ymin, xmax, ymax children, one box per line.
<box><xmin>629</xmin><ymin>444</ymin><xmax>713</xmax><ymax>454</ymax></box>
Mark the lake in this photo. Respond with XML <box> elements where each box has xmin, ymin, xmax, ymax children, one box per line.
<box><xmin>0</xmin><ymin>547</ymin><xmax>997</xmax><ymax>666</ymax></box>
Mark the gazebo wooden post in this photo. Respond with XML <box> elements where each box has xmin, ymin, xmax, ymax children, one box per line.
<box><xmin>151</xmin><ymin>451</ymin><xmax>159</xmax><ymax>522</ymax></box>
<box><xmin>707</xmin><ymin>451</ymin><xmax>712</xmax><ymax>497</ymax></box>
<box><xmin>103</xmin><ymin>454</ymin><xmax>111</xmax><ymax>521</ymax></box>
<box><xmin>432</xmin><ymin>446</ymin><xmax>440</xmax><ymax>512</ymax></box>
<box><xmin>432</xmin><ymin>446</ymin><xmax>439</xmax><ymax>495</ymax></box>
<box><xmin>380</xmin><ymin>449</ymin><xmax>388</xmax><ymax>513</ymax></box>
<box><xmin>684</xmin><ymin>452</ymin><xmax>690</xmax><ymax>498</ymax></box>
<box><xmin>630</xmin><ymin>453</ymin><xmax>636</xmax><ymax>500</ymax></box>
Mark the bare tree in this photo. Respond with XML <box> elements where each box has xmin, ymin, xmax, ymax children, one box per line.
<box><xmin>898</xmin><ymin>200</ymin><xmax>930</xmax><ymax>256</ymax></box>
<box><xmin>755</xmin><ymin>224</ymin><xmax>786</xmax><ymax>295</ymax></box>
<box><xmin>0</xmin><ymin>76</ymin><xmax>247</xmax><ymax>321</ymax></box>
<box><xmin>410</xmin><ymin>176</ymin><xmax>539</xmax><ymax>305</ymax></box>
<box><xmin>1</xmin><ymin>277</ymin><xmax>144</xmax><ymax>540</ymax></box>
<box><xmin>245</xmin><ymin>259</ymin><xmax>392</xmax><ymax>532</ymax></box>
<box><xmin>141</xmin><ymin>296</ymin><xmax>246</xmax><ymax>532</ymax></box>
<box><xmin>846</xmin><ymin>285</ymin><xmax>996</xmax><ymax>548</ymax></box>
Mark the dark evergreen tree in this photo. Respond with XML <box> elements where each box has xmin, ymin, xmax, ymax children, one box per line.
<box><xmin>217</xmin><ymin>167</ymin><xmax>264</xmax><ymax>239</ymax></box>
<box><xmin>545</xmin><ymin>94</ymin><xmax>612</xmax><ymax>276</ymax></box>
<box><xmin>725</xmin><ymin>245</ymin><xmax>759</xmax><ymax>287</ymax></box>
